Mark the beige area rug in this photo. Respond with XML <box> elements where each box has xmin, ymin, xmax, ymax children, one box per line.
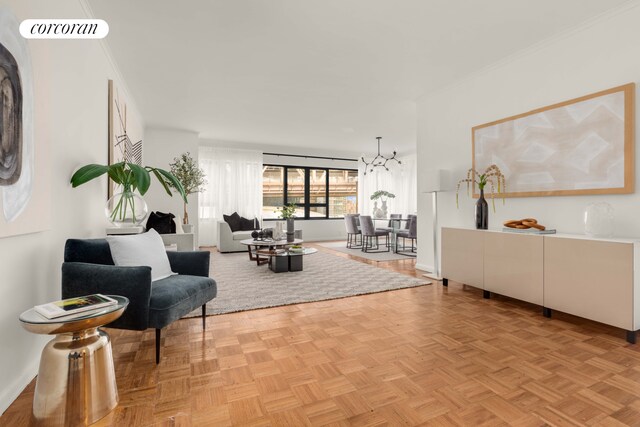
<box><xmin>188</xmin><ymin>249</ymin><xmax>429</xmax><ymax>317</ymax></box>
<box><xmin>317</xmin><ymin>240</ymin><xmax>414</xmax><ymax>261</ymax></box>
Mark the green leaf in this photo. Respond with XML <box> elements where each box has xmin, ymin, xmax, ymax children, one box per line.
<box><xmin>107</xmin><ymin>163</ymin><xmax>126</xmax><ymax>186</ymax></box>
<box><xmin>128</xmin><ymin>163</ymin><xmax>151</xmax><ymax>195</ymax></box>
<box><xmin>149</xmin><ymin>167</ymin><xmax>187</xmax><ymax>203</ymax></box>
<box><xmin>70</xmin><ymin>164</ymin><xmax>109</xmax><ymax>187</ymax></box>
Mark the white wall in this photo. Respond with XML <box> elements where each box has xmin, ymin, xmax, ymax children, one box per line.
<box><xmin>0</xmin><ymin>0</ymin><xmax>142</xmax><ymax>413</ymax></box>
<box><xmin>416</xmin><ymin>3</ymin><xmax>640</xmax><ymax>272</ymax></box>
<box><xmin>143</xmin><ymin>128</ymin><xmax>200</xmax><ymax>238</ymax></box>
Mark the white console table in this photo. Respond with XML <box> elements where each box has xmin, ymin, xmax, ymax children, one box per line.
<box><xmin>160</xmin><ymin>233</ymin><xmax>196</xmax><ymax>251</ymax></box>
<box><xmin>441</xmin><ymin>227</ymin><xmax>640</xmax><ymax>343</ymax></box>
<box><xmin>106</xmin><ymin>228</ymin><xmax>195</xmax><ymax>251</ymax></box>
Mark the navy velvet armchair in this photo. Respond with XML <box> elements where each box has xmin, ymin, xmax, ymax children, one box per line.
<box><xmin>61</xmin><ymin>239</ymin><xmax>217</xmax><ymax>364</ymax></box>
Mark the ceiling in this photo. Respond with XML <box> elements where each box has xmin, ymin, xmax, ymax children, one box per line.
<box><xmin>89</xmin><ymin>0</ymin><xmax>629</xmax><ymax>154</ymax></box>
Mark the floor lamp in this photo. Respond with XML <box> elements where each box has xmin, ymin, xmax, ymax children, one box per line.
<box><xmin>422</xmin><ymin>169</ymin><xmax>451</xmax><ymax>281</ymax></box>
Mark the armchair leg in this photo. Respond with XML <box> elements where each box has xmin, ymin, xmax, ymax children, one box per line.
<box><xmin>202</xmin><ymin>304</ymin><xmax>206</xmax><ymax>329</ymax></box>
<box><xmin>155</xmin><ymin>328</ymin><xmax>161</xmax><ymax>364</ymax></box>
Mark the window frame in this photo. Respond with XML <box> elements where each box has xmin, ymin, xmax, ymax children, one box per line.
<box><xmin>263</xmin><ymin>164</ymin><xmax>358</xmax><ymax>220</ymax></box>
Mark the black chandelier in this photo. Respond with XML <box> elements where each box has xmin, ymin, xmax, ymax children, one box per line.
<box><xmin>361</xmin><ymin>137</ymin><xmax>401</xmax><ymax>175</ymax></box>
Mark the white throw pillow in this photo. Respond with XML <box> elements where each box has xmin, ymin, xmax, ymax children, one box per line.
<box><xmin>106</xmin><ymin>229</ymin><xmax>176</xmax><ymax>281</ymax></box>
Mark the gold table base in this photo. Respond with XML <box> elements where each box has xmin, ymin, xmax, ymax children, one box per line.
<box><xmin>32</xmin><ymin>328</ymin><xmax>118</xmax><ymax>426</ymax></box>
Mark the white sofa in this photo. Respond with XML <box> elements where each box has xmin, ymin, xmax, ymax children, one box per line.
<box><xmin>216</xmin><ymin>221</ymin><xmax>253</xmax><ymax>252</ymax></box>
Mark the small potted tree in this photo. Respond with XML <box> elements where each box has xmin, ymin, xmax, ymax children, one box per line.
<box><xmin>167</xmin><ymin>152</ymin><xmax>206</xmax><ymax>233</ymax></box>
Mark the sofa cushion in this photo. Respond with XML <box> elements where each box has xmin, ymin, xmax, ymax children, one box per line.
<box><xmin>239</xmin><ymin>216</ymin><xmax>259</xmax><ymax>231</ymax></box>
<box><xmin>106</xmin><ymin>229</ymin><xmax>176</xmax><ymax>281</ymax></box>
<box><xmin>64</xmin><ymin>239</ymin><xmax>115</xmax><ymax>265</ymax></box>
<box><xmin>223</xmin><ymin>212</ymin><xmax>242</xmax><ymax>232</ymax></box>
<box><xmin>148</xmin><ymin>274</ymin><xmax>217</xmax><ymax>328</ymax></box>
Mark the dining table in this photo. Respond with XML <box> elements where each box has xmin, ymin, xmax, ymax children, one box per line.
<box><xmin>372</xmin><ymin>217</ymin><xmax>410</xmax><ymax>251</ymax></box>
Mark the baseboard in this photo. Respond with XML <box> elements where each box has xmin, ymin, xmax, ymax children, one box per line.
<box><xmin>0</xmin><ymin>357</ymin><xmax>39</xmax><ymax>415</ymax></box>
<box><xmin>306</xmin><ymin>236</ymin><xmax>347</xmax><ymax>242</ymax></box>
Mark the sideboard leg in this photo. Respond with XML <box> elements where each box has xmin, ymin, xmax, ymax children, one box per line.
<box><xmin>442</xmin><ymin>278</ymin><xmax>448</xmax><ymax>287</ymax></box>
<box><xmin>543</xmin><ymin>307</ymin><xmax>552</xmax><ymax>318</ymax></box>
<box><xmin>627</xmin><ymin>330</ymin><xmax>637</xmax><ymax>344</ymax></box>
<box><xmin>483</xmin><ymin>290</ymin><xmax>490</xmax><ymax>299</ymax></box>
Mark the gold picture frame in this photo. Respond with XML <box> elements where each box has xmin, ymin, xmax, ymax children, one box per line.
<box><xmin>107</xmin><ymin>79</ymin><xmax>143</xmax><ymax>198</ymax></box>
<box><xmin>472</xmin><ymin>83</ymin><xmax>635</xmax><ymax>198</ymax></box>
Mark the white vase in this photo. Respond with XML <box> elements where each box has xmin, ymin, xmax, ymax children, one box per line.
<box><xmin>274</xmin><ymin>221</ymin><xmax>285</xmax><ymax>240</ymax></box>
<box><xmin>381</xmin><ymin>200</ymin><xmax>388</xmax><ymax>218</ymax></box>
<box><xmin>182</xmin><ymin>224</ymin><xmax>194</xmax><ymax>234</ymax></box>
<box><xmin>584</xmin><ymin>202</ymin><xmax>614</xmax><ymax>237</ymax></box>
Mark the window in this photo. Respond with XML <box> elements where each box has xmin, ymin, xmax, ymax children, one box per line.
<box><xmin>262</xmin><ymin>165</ymin><xmax>358</xmax><ymax>219</ymax></box>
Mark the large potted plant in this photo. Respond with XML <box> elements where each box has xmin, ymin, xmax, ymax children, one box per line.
<box><xmin>70</xmin><ymin>161</ymin><xmax>186</xmax><ymax>227</ymax></box>
<box><xmin>277</xmin><ymin>203</ymin><xmax>297</xmax><ymax>242</ymax></box>
<box><xmin>167</xmin><ymin>152</ymin><xmax>206</xmax><ymax>231</ymax></box>
<box><xmin>370</xmin><ymin>190</ymin><xmax>395</xmax><ymax>218</ymax></box>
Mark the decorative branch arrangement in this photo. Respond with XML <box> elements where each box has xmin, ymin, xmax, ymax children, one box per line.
<box><xmin>456</xmin><ymin>164</ymin><xmax>506</xmax><ymax>211</ymax></box>
<box><xmin>370</xmin><ymin>190</ymin><xmax>395</xmax><ymax>201</ymax></box>
<box><xmin>276</xmin><ymin>203</ymin><xmax>297</xmax><ymax>219</ymax></box>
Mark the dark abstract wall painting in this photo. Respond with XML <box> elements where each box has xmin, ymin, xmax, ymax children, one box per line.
<box><xmin>0</xmin><ymin>7</ymin><xmax>49</xmax><ymax>237</ymax></box>
<box><xmin>0</xmin><ymin>42</ymin><xmax>22</xmax><ymax>186</ymax></box>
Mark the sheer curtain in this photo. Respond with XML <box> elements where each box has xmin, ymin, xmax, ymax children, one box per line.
<box><xmin>357</xmin><ymin>154</ymin><xmax>417</xmax><ymax>218</ymax></box>
<box><xmin>198</xmin><ymin>146</ymin><xmax>263</xmax><ymax>246</ymax></box>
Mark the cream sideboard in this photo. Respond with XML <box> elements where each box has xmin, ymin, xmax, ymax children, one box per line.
<box><xmin>441</xmin><ymin>227</ymin><xmax>640</xmax><ymax>343</ymax></box>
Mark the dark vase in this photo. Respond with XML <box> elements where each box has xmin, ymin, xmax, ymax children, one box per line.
<box><xmin>475</xmin><ymin>188</ymin><xmax>488</xmax><ymax>230</ymax></box>
<box><xmin>286</xmin><ymin>218</ymin><xmax>295</xmax><ymax>242</ymax></box>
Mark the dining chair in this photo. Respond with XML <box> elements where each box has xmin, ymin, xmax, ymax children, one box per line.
<box><xmin>404</xmin><ymin>214</ymin><xmax>415</xmax><ymax>229</ymax></box>
<box><xmin>396</xmin><ymin>215</ymin><xmax>417</xmax><ymax>256</ymax></box>
<box><xmin>360</xmin><ymin>215</ymin><xmax>390</xmax><ymax>253</ymax></box>
<box><xmin>344</xmin><ymin>214</ymin><xmax>362</xmax><ymax>248</ymax></box>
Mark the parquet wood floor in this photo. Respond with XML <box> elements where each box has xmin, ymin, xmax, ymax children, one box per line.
<box><xmin>3</xmin><ymin>243</ymin><xmax>640</xmax><ymax>426</ymax></box>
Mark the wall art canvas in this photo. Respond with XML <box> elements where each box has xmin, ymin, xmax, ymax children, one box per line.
<box><xmin>473</xmin><ymin>83</ymin><xmax>635</xmax><ymax>197</ymax></box>
<box><xmin>0</xmin><ymin>7</ymin><xmax>50</xmax><ymax>238</ymax></box>
<box><xmin>108</xmin><ymin>79</ymin><xmax>143</xmax><ymax>198</ymax></box>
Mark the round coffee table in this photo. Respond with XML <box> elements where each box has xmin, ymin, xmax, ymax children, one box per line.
<box><xmin>19</xmin><ymin>295</ymin><xmax>128</xmax><ymax>426</ymax></box>
<box><xmin>240</xmin><ymin>238</ymin><xmax>303</xmax><ymax>265</ymax></box>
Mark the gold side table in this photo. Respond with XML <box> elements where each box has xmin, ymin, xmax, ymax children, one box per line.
<box><xmin>19</xmin><ymin>295</ymin><xmax>128</xmax><ymax>426</ymax></box>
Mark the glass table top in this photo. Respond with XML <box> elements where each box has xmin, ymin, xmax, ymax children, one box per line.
<box><xmin>19</xmin><ymin>295</ymin><xmax>129</xmax><ymax>325</ymax></box>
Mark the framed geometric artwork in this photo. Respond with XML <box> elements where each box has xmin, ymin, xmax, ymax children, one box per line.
<box><xmin>472</xmin><ymin>83</ymin><xmax>635</xmax><ymax>198</ymax></box>
<box><xmin>107</xmin><ymin>79</ymin><xmax>143</xmax><ymax>198</ymax></box>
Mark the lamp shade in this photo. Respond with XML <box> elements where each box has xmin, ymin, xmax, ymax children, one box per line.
<box><xmin>423</xmin><ymin>169</ymin><xmax>452</xmax><ymax>193</ymax></box>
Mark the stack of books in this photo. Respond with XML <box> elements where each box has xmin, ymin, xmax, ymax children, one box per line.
<box><xmin>34</xmin><ymin>294</ymin><xmax>117</xmax><ymax>320</ymax></box>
